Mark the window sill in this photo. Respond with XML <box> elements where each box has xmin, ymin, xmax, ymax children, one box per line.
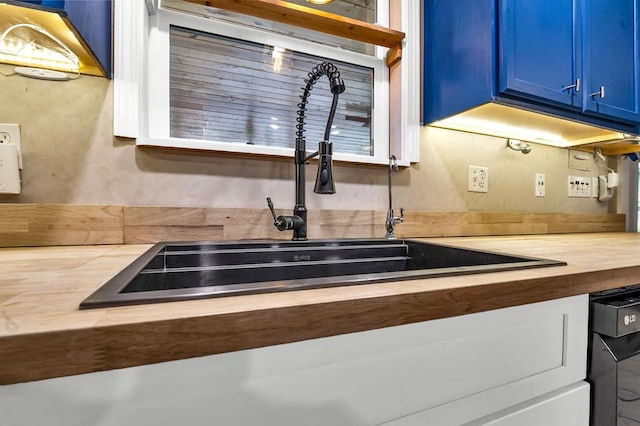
<box><xmin>137</xmin><ymin>137</ymin><xmax>409</xmax><ymax>167</ymax></box>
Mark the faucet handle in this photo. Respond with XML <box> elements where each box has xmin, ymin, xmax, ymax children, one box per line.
<box><xmin>266</xmin><ymin>197</ymin><xmax>303</xmax><ymax>232</ymax></box>
<box><xmin>393</xmin><ymin>207</ymin><xmax>404</xmax><ymax>224</ymax></box>
<box><xmin>266</xmin><ymin>197</ymin><xmax>282</xmax><ymax>227</ymax></box>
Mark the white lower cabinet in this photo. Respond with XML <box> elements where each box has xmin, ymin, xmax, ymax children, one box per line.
<box><xmin>384</xmin><ymin>382</ymin><xmax>590</xmax><ymax>426</ymax></box>
<box><xmin>0</xmin><ymin>295</ymin><xmax>588</xmax><ymax>426</ymax></box>
<box><xmin>463</xmin><ymin>381</ymin><xmax>590</xmax><ymax>426</ymax></box>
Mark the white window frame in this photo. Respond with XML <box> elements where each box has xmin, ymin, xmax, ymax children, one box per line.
<box><xmin>114</xmin><ymin>0</ymin><xmax>421</xmax><ymax>166</ymax></box>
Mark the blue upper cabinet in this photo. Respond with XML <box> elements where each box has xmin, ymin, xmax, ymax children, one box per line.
<box><xmin>582</xmin><ymin>0</ymin><xmax>640</xmax><ymax>123</ymax></box>
<box><xmin>500</xmin><ymin>0</ymin><xmax>582</xmax><ymax>109</ymax></box>
<box><xmin>424</xmin><ymin>0</ymin><xmax>640</xmax><ymax>129</ymax></box>
<box><xmin>423</xmin><ymin>0</ymin><xmax>495</xmax><ymax>125</ymax></box>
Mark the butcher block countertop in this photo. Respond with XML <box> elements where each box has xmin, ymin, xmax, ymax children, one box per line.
<box><xmin>3</xmin><ymin>232</ymin><xmax>640</xmax><ymax>385</ymax></box>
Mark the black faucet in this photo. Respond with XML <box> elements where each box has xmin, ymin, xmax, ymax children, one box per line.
<box><xmin>385</xmin><ymin>155</ymin><xmax>404</xmax><ymax>239</ymax></box>
<box><xmin>267</xmin><ymin>62</ymin><xmax>345</xmax><ymax>241</ymax></box>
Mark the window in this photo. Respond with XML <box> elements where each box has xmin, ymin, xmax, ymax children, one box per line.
<box><xmin>114</xmin><ymin>0</ymin><xmax>420</xmax><ymax>165</ymax></box>
<box><xmin>169</xmin><ymin>26</ymin><xmax>374</xmax><ymax>156</ymax></box>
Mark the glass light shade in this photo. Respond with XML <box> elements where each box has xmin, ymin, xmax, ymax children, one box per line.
<box><xmin>0</xmin><ymin>23</ymin><xmax>79</xmax><ymax>73</ymax></box>
<box><xmin>0</xmin><ymin>3</ymin><xmax>106</xmax><ymax>76</ymax></box>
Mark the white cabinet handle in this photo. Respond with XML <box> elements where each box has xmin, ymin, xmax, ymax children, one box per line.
<box><xmin>590</xmin><ymin>86</ymin><xmax>605</xmax><ymax>99</ymax></box>
<box><xmin>562</xmin><ymin>79</ymin><xmax>581</xmax><ymax>93</ymax></box>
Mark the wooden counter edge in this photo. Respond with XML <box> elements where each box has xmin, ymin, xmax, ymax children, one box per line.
<box><xmin>2</xmin><ymin>265</ymin><xmax>636</xmax><ymax>385</ymax></box>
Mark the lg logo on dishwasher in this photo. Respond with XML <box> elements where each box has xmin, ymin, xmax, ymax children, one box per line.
<box><xmin>625</xmin><ymin>314</ymin><xmax>637</xmax><ymax>326</ymax></box>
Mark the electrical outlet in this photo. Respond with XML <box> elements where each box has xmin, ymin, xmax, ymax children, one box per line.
<box><xmin>535</xmin><ymin>173</ymin><xmax>545</xmax><ymax>197</ymax></box>
<box><xmin>468</xmin><ymin>165</ymin><xmax>489</xmax><ymax>193</ymax></box>
<box><xmin>0</xmin><ymin>124</ymin><xmax>23</xmax><ymax>195</ymax></box>
<box><xmin>0</xmin><ymin>123</ymin><xmax>22</xmax><ymax>169</ymax></box>
<box><xmin>568</xmin><ymin>175</ymin><xmax>591</xmax><ymax>198</ymax></box>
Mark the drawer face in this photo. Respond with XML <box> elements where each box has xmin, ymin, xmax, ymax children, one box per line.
<box><xmin>0</xmin><ymin>295</ymin><xmax>588</xmax><ymax>426</ymax></box>
<box><xmin>592</xmin><ymin>299</ymin><xmax>640</xmax><ymax>337</ymax></box>
<box><xmin>383</xmin><ymin>314</ymin><xmax>566</xmax><ymax>408</ymax></box>
<box><xmin>461</xmin><ymin>382</ymin><xmax>590</xmax><ymax>426</ymax></box>
<box><xmin>380</xmin><ymin>295</ymin><xmax>588</xmax><ymax>425</ymax></box>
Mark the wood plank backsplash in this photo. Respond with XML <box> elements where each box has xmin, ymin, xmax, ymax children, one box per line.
<box><xmin>0</xmin><ymin>204</ymin><xmax>123</xmax><ymax>247</ymax></box>
<box><xmin>0</xmin><ymin>204</ymin><xmax>626</xmax><ymax>247</ymax></box>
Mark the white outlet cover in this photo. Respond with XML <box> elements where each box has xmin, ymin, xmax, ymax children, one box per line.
<box><xmin>0</xmin><ymin>143</ymin><xmax>21</xmax><ymax>194</ymax></box>
<box><xmin>0</xmin><ymin>123</ymin><xmax>22</xmax><ymax>169</ymax></box>
<box><xmin>568</xmin><ymin>175</ymin><xmax>591</xmax><ymax>198</ymax></box>
<box><xmin>468</xmin><ymin>165</ymin><xmax>489</xmax><ymax>193</ymax></box>
<box><xmin>535</xmin><ymin>173</ymin><xmax>545</xmax><ymax>197</ymax></box>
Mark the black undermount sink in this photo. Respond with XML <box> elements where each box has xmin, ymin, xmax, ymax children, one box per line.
<box><xmin>79</xmin><ymin>239</ymin><xmax>566</xmax><ymax>309</ymax></box>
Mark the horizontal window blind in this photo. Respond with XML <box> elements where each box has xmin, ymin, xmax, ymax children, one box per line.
<box><xmin>169</xmin><ymin>26</ymin><xmax>374</xmax><ymax>156</ymax></box>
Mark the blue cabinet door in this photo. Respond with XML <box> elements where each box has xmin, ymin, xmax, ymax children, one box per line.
<box><xmin>423</xmin><ymin>0</ymin><xmax>495</xmax><ymax>124</ymax></box>
<box><xmin>499</xmin><ymin>0</ymin><xmax>581</xmax><ymax>108</ymax></box>
<box><xmin>582</xmin><ymin>0</ymin><xmax>640</xmax><ymax>123</ymax></box>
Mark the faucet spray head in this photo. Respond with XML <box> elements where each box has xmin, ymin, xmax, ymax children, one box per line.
<box><xmin>329</xmin><ymin>77</ymin><xmax>345</xmax><ymax>94</ymax></box>
<box><xmin>314</xmin><ymin>140</ymin><xmax>335</xmax><ymax>194</ymax></box>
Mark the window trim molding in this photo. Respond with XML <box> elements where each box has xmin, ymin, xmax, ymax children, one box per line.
<box><xmin>145</xmin><ymin>8</ymin><xmax>389</xmax><ymax>163</ymax></box>
<box><xmin>400</xmin><ymin>0</ymin><xmax>421</xmax><ymax>163</ymax></box>
<box><xmin>113</xmin><ymin>0</ymin><xmax>145</xmax><ymax>138</ymax></box>
<box><xmin>114</xmin><ymin>0</ymin><xmax>421</xmax><ymax>165</ymax></box>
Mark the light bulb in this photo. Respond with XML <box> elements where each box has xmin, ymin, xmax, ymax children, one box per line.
<box><xmin>306</xmin><ymin>0</ymin><xmax>335</xmax><ymax>4</ymax></box>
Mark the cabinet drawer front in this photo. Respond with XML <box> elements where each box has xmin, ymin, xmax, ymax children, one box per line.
<box><xmin>0</xmin><ymin>295</ymin><xmax>588</xmax><ymax>426</ymax></box>
<box><xmin>462</xmin><ymin>382</ymin><xmax>590</xmax><ymax>426</ymax></box>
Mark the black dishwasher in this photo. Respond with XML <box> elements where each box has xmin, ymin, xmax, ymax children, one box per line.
<box><xmin>589</xmin><ymin>285</ymin><xmax>640</xmax><ymax>425</ymax></box>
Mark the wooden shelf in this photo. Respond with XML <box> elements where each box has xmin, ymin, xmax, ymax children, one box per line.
<box><xmin>579</xmin><ymin>139</ymin><xmax>640</xmax><ymax>156</ymax></box>
<box><xmin>182</xmin><ymin>0</ymin><xmax>405</xmax><ymax>52</ymax></box>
